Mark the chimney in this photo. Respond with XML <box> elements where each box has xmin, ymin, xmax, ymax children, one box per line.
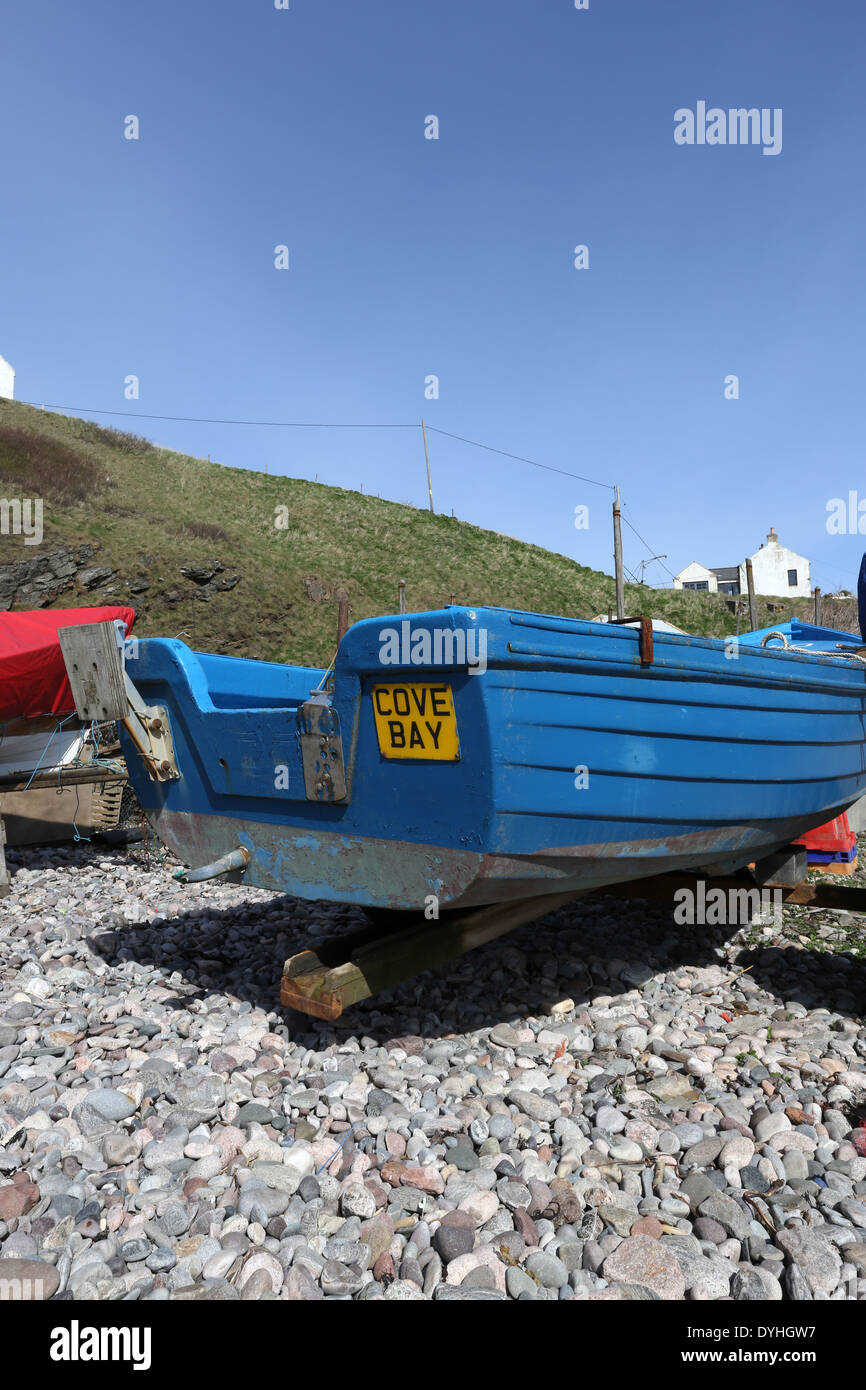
<box><xmin>767</xmin><ymin>527</ymin><xmax>778</xmax><ymax>544</ymax></box>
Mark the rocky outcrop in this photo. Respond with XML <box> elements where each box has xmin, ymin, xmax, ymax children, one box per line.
<box><xmin>0</xmin><ymin>544</ymin><xmax>99</xmax><ymax>609</ymax></box>
<box><xmin>78</xmin><ymin>565</ymin><xmax>117</xmax><ymax>591</ymax></box>
<box><xmin>0</xmin><ymin>545</ymin><xmax>240</xmax><ymax>610</ymax></box>
<box><xmin>303</xmin><ymin>577</ymin><xmax>328</xmax><ymax>603</ymax></box>
<box><xmin>173</xmin><ymin>561</ymin><xmax>240</xmax><ymax>603</ymax></box>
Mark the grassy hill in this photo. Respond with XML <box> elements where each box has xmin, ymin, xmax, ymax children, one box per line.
<box><xmin>0</xmin><ymin>399</ymin><xmax>855</xmax><ymax>666</ymax></box>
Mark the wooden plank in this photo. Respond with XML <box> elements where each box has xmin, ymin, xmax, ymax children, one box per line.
<box><xmin>58</xmin><ymin>621</ymin><xmax>127</xmax><ymax>722</ymax></box>
<box><xmin>284</xmin><ymin>911</ymin><xmax>412</xmax><ymax>978</ymax></box>
<box><xmin>280</xmin><ymin>889</ymin><xmax>582</xmax><ymax>1018</ymax></box>
<box><xmin>1</xmin><ymin>776</ymin><xmax>126</xmax><ymax>846</ymax></box>
<box><xmin>1</xmin><ymin>783</ymin><xmax>95</xmax><ymax>845</ymax></box>
<box><xmin>0</xmin><ymin>766</ymin><xmax>122</xmax><ymax>793</ymax></box>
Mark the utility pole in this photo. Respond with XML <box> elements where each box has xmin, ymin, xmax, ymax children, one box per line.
<box><xmin>745</xmin><ymin>558</ymin><xmax>758</xmax><ymax>631</ymax></box>
<box><xmin>612</xmin><ymin>485</ymin><xmax>625</xmax><ymax>620</ymax></box>
<box><xmin>421</xmin><ymin>419</ymin><xmax>434</xmax><ymax>514</ymax></box>
<box><xmin>814</xmin><ymin>587</ymin><xmax>822</xmax><ymax>625</ymax></box>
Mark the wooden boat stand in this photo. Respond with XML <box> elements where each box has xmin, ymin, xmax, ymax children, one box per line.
<box><xmin>280</xmin><ymin>890</ymin><xmax>583</xmax><ymax>1021</ymax></box>
<box><xmin>279</xmin><ymin>851</ymin><xmax>866</xmax><ymax>1020</ymax></box>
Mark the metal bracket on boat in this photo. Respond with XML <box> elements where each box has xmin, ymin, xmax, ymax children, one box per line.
<box><xmin>120</xmin><ymin>690</ymin><xmax>180</xmax><ymax>784</ymax></box>
<box><xmin>298</xmin><ymin>695</ymin><xmax>348</xmax><ymax>803</ymax></box>
<box><xmin>611</xmin><ymin>615</ymin><xmax>654</xmax><ymax>666</ymax></box>
<box><xmin>57</xmin><ymin>620</ymin><xmax>180</xmax><ymax>783</ymax></box>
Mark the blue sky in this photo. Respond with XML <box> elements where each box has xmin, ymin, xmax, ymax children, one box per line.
<box><xmin>2</xmin><ymin>0</ymin><xmax>864</xmax><ymax>595</ymax></box>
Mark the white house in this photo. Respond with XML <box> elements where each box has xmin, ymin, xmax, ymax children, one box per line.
<box><xmin>748</xmin><ymin>528</ymin><xmax>811</xmax><ymax>598</ymax></box>
<box><xmin>0</xmin><ymin>355</ymin><xmax>14</xmax><ymax>400</ymax></box>
<box><xmin>672</xmin><ymin>560</ymin><xmax>719</xmax><ymax>593</ymax></box>
<box><xmin>674</xmin><ymin>528</ymin><xmax>811</xmax><ymax>598</ymax></box>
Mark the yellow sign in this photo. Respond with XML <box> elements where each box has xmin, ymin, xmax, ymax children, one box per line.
<box><xmin>371</xmin><ymin>683</ymin><xmax>460</xmax><ymax>760</ymax></box>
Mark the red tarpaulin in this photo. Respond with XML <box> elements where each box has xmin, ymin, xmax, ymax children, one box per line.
<box><xmin>0</xmin><ymin>607</ymin><xmax>135</xmax><ymax>723</ymax></box>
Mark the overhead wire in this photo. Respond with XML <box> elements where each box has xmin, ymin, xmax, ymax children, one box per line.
<box><xmin>423</xmin><ymin>424</ymin><xmax>616</xmax><ymax>492</ymax></box>
<box><xmin>620</xmin><ymin>505</ymin><xmax>677</xmax><ymax>582</ymax></box>
<box><xmin>18</xmin><ymin>398</ymin><xmax>682</xmax><ymax>574</ymax></box>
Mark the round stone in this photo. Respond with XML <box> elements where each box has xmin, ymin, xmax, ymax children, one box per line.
<box><xmin>146</xmin><ymin>1250</ymin><xmax>176</xmax><ymax>1272</ymax></box>
<box><xmin>340</xmin><ymin>1184</ymin><xmax>376</xmax><ymax>1220</ymax></box>
<box><xmin>161</xmin><ymin>1203</ymin><xmax>190</xmax><ymax>1237</ymax></box>
<box><xmin>525</xmin><ymin>1251</ymin><xmax>568</xmax><ymax>1289</ymax></box>
<box><xmin>595</xmin><ymin>1106</ymin><xmax>627</xmax><ymax>1134</ymax></box>
<box><xmin>119</xmin><ymin>1238</ymin><xmax>152</xmax><ymax>1263</ymax></box>
<box><xmin>82</xmin><ymin>1089</ymin><xmax>137</xmax><ymax>1122</ymax></box>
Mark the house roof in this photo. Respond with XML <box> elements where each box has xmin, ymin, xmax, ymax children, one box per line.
<box><xmin>674</xmin><ymin>561</ymin><xmax>714</xmax><ymax>577</ymax></box>
<box><xmin>710</xmin><ymin>566</ymin><xmax>740</xmax><ymax>581</ymax></box>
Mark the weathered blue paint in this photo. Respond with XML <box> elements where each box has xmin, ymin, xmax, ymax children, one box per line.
<box><xmin>119</xmin><ymin>608</ymin><xmax>866</xmax><ymax>910</ymax></box>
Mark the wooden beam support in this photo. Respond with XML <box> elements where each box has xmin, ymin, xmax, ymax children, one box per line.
<box><xmin>0</xmin><ymin>767</ymin><xmax>124</xmax><ymax>793</ymax></box>
<box><xmin>593</xmin><ymin>871</ymin><xmax>866</xmax><ymax>912</ymax></box>
<box><xmin>280</xmin><ymin>889</ymin><xmax>582</xmax><ymax>1019</ymax></box>
<box><xmin>280</xmin><ymin>863</ymin><xmax>866</xmax><ymax>1019</ymax></box>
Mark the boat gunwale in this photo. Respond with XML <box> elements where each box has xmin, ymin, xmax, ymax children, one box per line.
<box><xmin>506</xmin><ymin>609</ymin><xmax>865</xmax><ymax>672</ymax></box>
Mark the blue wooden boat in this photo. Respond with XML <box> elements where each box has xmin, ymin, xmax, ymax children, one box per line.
<box><xmin>116</xmin><ymin>605</ymin><xmax>866</xmax><ymax>913</ymax></box>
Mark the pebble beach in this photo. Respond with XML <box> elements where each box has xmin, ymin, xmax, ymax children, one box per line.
<box><xmin>1</xmin><ymin>838</ymin><xmax>865</xmax><ymax>1302</ymax></box>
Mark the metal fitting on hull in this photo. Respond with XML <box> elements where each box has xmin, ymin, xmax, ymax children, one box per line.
<box><xmin>173</xmin><ymin>845</ymin><xmax>251</xmax><ymax>883</ymax></box>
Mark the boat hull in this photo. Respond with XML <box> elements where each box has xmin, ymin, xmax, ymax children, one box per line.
<box><xmin>118</xmin><ymin>607</ymin><xmax>866</xmax><ymax>911</ymax></box>
<box><xmin>145</xmin><ymin>804</ymin><xmax>853</xmax><ymax>910</ymax></box>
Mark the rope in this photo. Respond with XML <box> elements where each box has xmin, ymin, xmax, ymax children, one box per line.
<box><xmin>313</xmin><ymin>649</ymin><xmax>339</xmax><ymax>693</ymax></box>
<box><xmin>22</xmin><ymin>715</ymin><xmax>78</xmax><ymax>791</ymax></box>
<box><xmin>0</xmin><ymin>716</ymin><xmax>125</xmax><ymax>798</ymax></box>
<box><xmin>70</xmin><ymin>781</ymin><xmax>89</xmax><ymax>843</ymax></box>
<box><xmin>313</xmin><ymin>1123</ymin><xmax>356</xmax><ymax>1174</ymax></box>
<box><xmin>760</xmin><ymin>631</ymin><xmax>866</xmax><ymax>664</ymax></box>
<box><xmin>80</xmin><ymin>720</ymin><xmax>127</xmax><ymax>775</ymax></box>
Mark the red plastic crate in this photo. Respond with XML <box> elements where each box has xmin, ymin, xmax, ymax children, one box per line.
<box><xmin>793</xmin><ymin>812</ymin><xmax>857</xmax><ymax>857</ymax></box>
